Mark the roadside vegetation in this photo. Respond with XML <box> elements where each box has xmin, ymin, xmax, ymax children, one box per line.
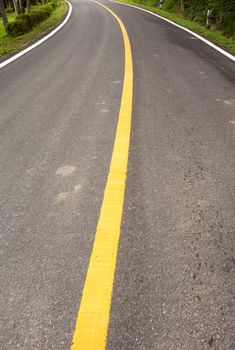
<box><xmin>0</xmin><ymin>0</ymin><xmax>67</xmax><ymax>59</ymax></box>
<box><xmin>116</xmin><ymin>0</ymin><xmax>235</xmax><ymax>55</ymax></box>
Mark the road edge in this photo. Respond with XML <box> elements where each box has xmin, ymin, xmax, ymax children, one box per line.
<box><xmin>108</xmin><ymin>0</ymin><xmax>235</xmax><ymax>62</ymax></box>
<box><xmin>0</xmin><ymin>1</ymin><xmax>72</xmax><ymax>70</ymax></box>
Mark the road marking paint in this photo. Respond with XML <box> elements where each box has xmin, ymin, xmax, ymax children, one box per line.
<box><xmin>70</xmin><ymin>2</ymin><xmax>133</xmax><ymax>350</ymax></box>
<box><xmin>108</xmin><ymin>0</ymin><xmax>235</xmax><ymax>62</ymax></box>
<box><xmin>0</xmin><ymin>1</ymin><xmax>72</xmax><ymax>70</ymax></box>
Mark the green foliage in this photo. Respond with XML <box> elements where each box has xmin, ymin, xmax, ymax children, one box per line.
<box><xmin>218</xmin><ymin>0</ymin><xmax>235</xmax><ymax>37</ymax></box>
<box><xmin>116</xmin><ymin>0</ymin><xmax>235</xmax><ymax>54</ymax></box>
<box><xmin>7</xmin><ymin>18</ymin><xmax>31</xmax><ymax>36</ymax></box>
<box><xmin>163</xmin><ymin>0</ymin><xmax>180</xmax><ymax>11</ymax></box>
<box><xmin>131</xmin><ymin>0</ymin><xmax>153</xmax><ymax>5</ymax></box>
<box><xmin>0</xmin><ymin>0</ymin><xmax>67</xmax><ymax>57</ymax></box>
<box><xmin>7</xmin><ymin>2</ymin><xmax>56</xmax><ymax>37</ymax></box>
<box><xmin>161</xmin><ymin>0</ymin><xmax>235</xmax><ymax>36</ymax></box>
<box><xmin>6</xmin><ymin>8</ymin><xmax>15</xmax><ymax>14</ymax></box>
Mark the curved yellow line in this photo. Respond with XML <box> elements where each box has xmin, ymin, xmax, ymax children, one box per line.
<box><xmin>70</xmin><ymin>2</ymin><xmax>133</xmax><ymax>349</ymax></box>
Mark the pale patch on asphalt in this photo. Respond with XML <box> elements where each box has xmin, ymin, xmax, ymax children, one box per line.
<box><xmin>154</xmin><ymin>54</ymin><xmax>159</xmax><ymax>58</ymax></box>
<box><xmin>229</xmin><ymin>121</ymin><xmax>235</xmax><ymax>126</ymax></box>
<box><xmin>100</xmin><ymin>109</ymin><xmax>109</xmax><ymax>113</ymax></box>
<box><xmin>74</xmin><ymin>184</ymin><xmax>82</xmax><ymax>193</ymax></box>
<box><xmin>55</xmin><ymin>185</ymin><xmax>82</xmax><ymax>202</ymax></box>
<box><xmin>199</xmin><ymin>71</ymin><xmax>205</xmax><ymax>75</ymax></box>
<box><xmin>56</xmin><ymin>165</ymin><xmax>76</xmax><ymax>177</ymax></box>
<box><xmin>96</xmin><ymin>101</ymin><xmax>106</xmax><ymax>106</ymax></box>
<box><xmin>113</xmin><ymin>80</ymin><xmax>122</xmax><ymax>84</ymax></box>
<box><xmin>197</xmin><ymin>199</ymin><xmax>208</xmax><ymax>207</ymax></box>
<box><xmin>190</xmin><ymin>36</ymin><xmax>198</xmax><ymax>40</ymax></box>
<box><xmin>224</xmin><ymin>99</ymin><xmax>235</xmax><ymax>108</ymax></box>
<box><xmin>56</xmin><ymin>192</ymin><xmax>70</xmax><ymax>202</ymax></box>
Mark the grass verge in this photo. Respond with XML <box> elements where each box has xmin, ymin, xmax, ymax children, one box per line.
<box><xmin>0</xmin><ymin>0</ymin><xmax>68</xmax><ymax>60</ymax></box>
<box><xmin>114</xmin><ymin>0</ymin><xmax>235</xmax><ymax>56</ymax></box>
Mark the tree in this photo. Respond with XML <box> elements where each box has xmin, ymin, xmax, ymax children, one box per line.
<box><xmin>26</xmin><ymin>0</ymin><xmax>31</xmax><ymax>13</ymax></box>
<box><xmin>12</xmin><ymin>0</ymin><xmax>20</xmax><ymax>15</ymax></box>
<box><xmin>0</xmin><ymin>0</ymin><xmax>8</xmax><ymax>32</ymax></box>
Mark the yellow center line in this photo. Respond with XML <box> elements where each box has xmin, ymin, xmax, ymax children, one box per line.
<box><xmin>70</xmin><ymin>2</ymin><xmax>133</xmax><ymax>350</ymax></box>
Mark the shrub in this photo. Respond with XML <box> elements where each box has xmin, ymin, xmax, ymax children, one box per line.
<box><xmin>7</xmin><ymin>3</ymin><xmax>56</xmax><ymax>37</ymax></box>
<box><xmin>163</xmin><ymin>0</ymin><xmax>180</xmax><ymax>11</ymax></box>
<box><xmin>220</xmin><ymin>18</ymin><xmax>235</xmax><ymax>37</ymax></box>
<box><xmin>6</xmin><ymin>8</ymin><xmax>15</xmax><ymax>14</ymax></box>
<box><xmin>7</xmin><ymin>19</ymin><xmax>31</xmax><ymax>36</ymax></box>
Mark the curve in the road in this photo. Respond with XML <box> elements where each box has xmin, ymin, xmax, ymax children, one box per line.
<box><xmin>0</xmin><ymin>0</ymin><xmax>234</xmax><ymax>349</ymax></box>
<box><xmin>70</xmin><ymin>2</ymin><xmax>133</xmax><ymax>350</ymax></box>
<box><xmin>108</xmin><ymin>0</ymin><xmax>235</xmax><ymax>62</ymax></box>
<box><xmin>0</xmin><ymin>0</ymin><xmax>73</xmax><ymax>70</ymax></box>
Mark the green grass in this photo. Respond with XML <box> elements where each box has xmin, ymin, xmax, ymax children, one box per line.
<box><xmin>115</xmin><ymin>0</ymin><xmax>235</xmax><ymax>56</ymax></box>
<box><xmin>0</xmin><ymin>0</ymin><xmax>68</xmax><ymax>59</ymax></box>
<box><xmin>0</xmin><ymin>12</ymin><xmax>16</xmax><ymax>38</ymax></box>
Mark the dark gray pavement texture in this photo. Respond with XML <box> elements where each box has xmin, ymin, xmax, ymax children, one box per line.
<box><xmin>0</xmin><ymin>1</ymin><xmax>123</xmax><ymax>348</ymax></box>
<box><xmin>0</xmin><ymin>0</ymin><xmax>235</xmax><ymax>349</ymax></box>
<box><xmin>105</xmin><ymin>2</ymin><xmax>235</xmax><ymax>350</ymax></box>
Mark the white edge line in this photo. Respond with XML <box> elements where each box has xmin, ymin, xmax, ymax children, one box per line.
<box><xmin>0</xmin><ymin>0</ymin><xmax>72</xmax><ymax>69</ymax></box>
<box><xmin>108</xmin><ymin>0</ymin><xmax>235</xmax><ymax>62</ymax></box>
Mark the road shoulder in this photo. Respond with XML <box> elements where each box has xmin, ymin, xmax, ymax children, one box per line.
<box><xmin>0</xmin><ymin>0</ymin><xmax>70</xmax><ymax>64</ymax></box>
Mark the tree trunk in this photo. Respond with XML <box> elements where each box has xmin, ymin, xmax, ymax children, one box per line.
<box><xmin>0</xmin><ymin>0</ymin><xmax>8</xmax><ymax>32</ymax></box>
<box><xmin>18</xmin><ymin>0</ymin><xmax>24</xmax><ymax>13</ymax></box>
<box><xmin>13</xmin><ymin>0</ymin><xmax>20</xmax><ymax>15</ymax></box>
<box><xmin>26</xmin><ymin>0</ymin><xmax>30</xmax><ymax>12</ymax></box>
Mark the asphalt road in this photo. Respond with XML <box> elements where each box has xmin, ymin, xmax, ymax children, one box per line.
<box><xmin>0</xmin><ymin>1</ymin><xmax>235</xmax><ymax>349</ymax></box>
